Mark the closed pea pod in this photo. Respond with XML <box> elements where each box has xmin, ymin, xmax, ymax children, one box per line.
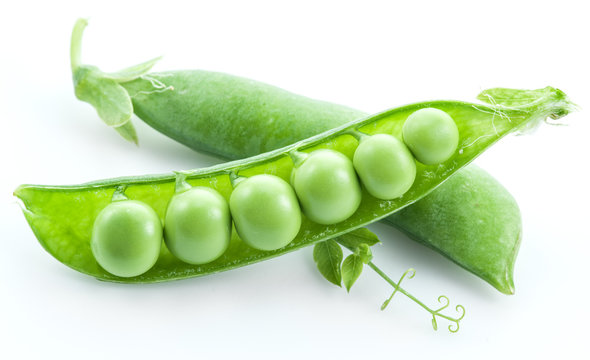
<box><xmin>70</xmin><ymin>19</ymin><xmax>548</xmax><ymax>294</ymax></box>
<box><xmin>402</xmin><ymin>108</ymin><xmax>459</xmax><ymax>165</ymax></box>
<box><xmin>353</xmin><ymin>134</ymin><xmax>416</xmax><ymax>200</ymax></box>
<box><xmin>91</xmin><ymin>199</ymin><xmax>162</xmax><ymax>277</ymax></box>
<box><xmin>229</xmin><ymin>174</ymin><xmax>301</xmax><ymax>251</ymax></box>
<box><xmin>291</xmin><ymin>149</ymin><xmax>361</xmax><ymax>225</ymax></box>
<box><xmin>164</xmin><ymin>186</ymin><xmax>231</xmax><ymax>265</ymax></box>
<box><xmin>385</xmin><ymin>164</ymin><xmax>522</xmax><ymax>294</ymax></box>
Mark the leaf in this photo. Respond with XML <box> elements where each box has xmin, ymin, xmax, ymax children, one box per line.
<box><xmin>102</xmin><ymin>56</ymin><xmax>162</xmax><ymax>83</ymax></box>
<box><xmin>70</xmin><ymin>19</ymin><xmax>151</xmax><ymax>145</ymax></box>
<box><xmin>335</xmin><ymin>228</ymin><xmax>380</xmax><ymax>252</ymax></box>
<box><xmin>74</xmin><ymin>68</ymin><xmax>133</xmax><ymax>128</ymax></box>
<box><xmin>313</xmin><ymin>240</ymin><xmax>343</xmax><ymax>287</ymax></box>
<box><xmin>342</xmin><ymin>254</ymin><xmax>363</xmax><ymax>292</ymax></box>
<box><xmin>73</xmin><ymin>66</ymin><xmax>138</xmax><ymax>144</ymax></box>
<box><xmin>356</xmin><ymin>243</ymin><xmax>373</xmax><ymax>264</ymax></box>
<box><xmin>114</xmin><ymin>121</ymin><xmax>139</xmax><ymax>145</ymax></box>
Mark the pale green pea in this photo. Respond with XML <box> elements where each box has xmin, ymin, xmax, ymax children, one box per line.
<box><xmin>164</xmin><ymin>187</ymin><xmax>231</xmax><ymax>265</ymax></box>
<box><xmin>402</xmin><ymin>108</ymin><xmax>459</xmax><ymax>165</ymax></box>
<box><xmin>229</xmin><ymin>174</ymin><xmax>301</xmax><ymax>251</ymax></box>
<box><xmin>292</xmin><ymin>149</ymin><xmax>361</xmax><ymax>225</ymax></box>
<box><xmin>91</xmin><ymin>200</ymin><xmax>162</xmax><ymax>277</ymax></box>
<box><xmin>353</xmin><ymin>134</ymin><xmax>417</xmax><ymax>200</ymax></box>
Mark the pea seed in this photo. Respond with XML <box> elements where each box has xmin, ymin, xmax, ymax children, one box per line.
<box><xmin>402</xmin><ymin>108</ymin><xmax>459</xmax><ymax>165</ymax></box>
<box><xmin>91</xmin><ymin>200</ymin><xmax>162</xmax><ymax>277</ymax></box>
<box><xmin>353</xmin><ymin>134</ymin><xmax>416</xmax><ymax>200</ymax></box>
<box><xmin>229</xmin><ymin>174</ymin><xmax>301</xmax><ymax>251</ymax></box>
<box><xmin>292</xmin><ymin>149</ymin><xmax>361</xmax><ymax>225</ymax></box>
<box><xmin>164</xmin><ymin>187</ymin><xmax>231</xmax><ymax>264</ymax></box>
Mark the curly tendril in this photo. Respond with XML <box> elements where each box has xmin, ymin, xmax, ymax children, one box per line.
<box><xmin>380</xmin><ymin>268</ymin><xmax>415</xmax><ymax>310</ymax></box>
<box><xmin>430</xmin><ymin>295</ymin><xmax>466</xmax><ymax>333</ymax></box>
<box><xmin>368</xmin><ymin>263</ymin><xmax>465</xmax><ymax>333</ymax></box>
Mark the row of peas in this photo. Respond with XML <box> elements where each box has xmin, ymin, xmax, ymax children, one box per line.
<box><xmin>91</xmin><ymin>108</ymin><xmax>459</xmax><ymax>277</ymax></box>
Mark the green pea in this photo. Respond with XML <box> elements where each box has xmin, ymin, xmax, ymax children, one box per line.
<box><xmin>292</xmin><ymin>149</ymin><xmax>361</xmax><ymax>225</ymax></box>
<box><xmin>229</xmin><ymin>174</ymin><xmax>301</xmax><ymax>251</ymax></box>
<box><xmin>164</xmin><ymin>187</ymin><xmax>231</xmax><ymax>264</ymax></box>
<box><xmin>402</xmin><ymin>108</ymin><xmax>459</xmax><ymax>165</ymax></box>
<box><xmin>353</xmin><ymin>134</ymin><xmax>417</xmax><ymax>200</ymax></box>
<box><xmin>91</xmin><ymin>200</ymin><xmax>162</xmax><ymax>277</ymax></box>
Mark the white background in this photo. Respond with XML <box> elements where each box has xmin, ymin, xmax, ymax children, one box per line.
<box><xmin>1</xmin><ymin>1</ymin><xmax>589</xmax><ymax>358</ymax></box>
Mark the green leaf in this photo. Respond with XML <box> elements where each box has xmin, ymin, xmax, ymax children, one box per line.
<box><xmin>102</xmin><ymin>56</ymin><xmax>162</xmax><ymax>83</ymax></box>
<box><xmin>335</xmin><ymin>228</ymin><xmax>380</xmax><ymax>252</ymax></box>
<box><xmin>313</xmin><ymin>240</ymin><xmax>343</xmax><ymax>287</ymax></box>
<box><xmin>73</xmin><ymin>66</ymin><xmax>137</xmax><ymax>144</ymax></box>
<box><xmin>69</xmin><ymin>19</ymin><xmax>149</xmax><ymax>145</ymax></box>
<box><xmin>114</xmin><ymin>121</ymin><xmax>139</xmax><ymax>145</ymax></box>
<box><xmin>74</xmin><ymin>69</ymin><xmax>133</xmax><ymax>128</ymax></box>
<box><xmin>342</xmin><ymin>254</ymin><xmax>363</xmax><ymax>292</ymax></box>
<box><xmin>356</xmin><ymin>243</ymin><xmax>373</xmax><ymax>264</ymax></box>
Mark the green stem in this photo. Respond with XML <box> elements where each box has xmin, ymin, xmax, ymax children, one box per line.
<box><xmin>289</xmin><ymin>150</ymin><xmax>308</xmax><ymax>168</ymax></box>
<box><xmin>229</xmin><ymin>172</ymin><xmax>246</xmax><ymax>188</ymax></box>
<box><xmin>70</xmin><ymin>18</ymin><xmax>88</xmax><ymax>72</ymax></box>
<box><xmin>173</xmin><ymin>172</ymin><xmax>192</xmax><ymax>193</ymax></box>
<box><xmin>111</xmin><ymin>185</ymin><xmax>129</xmax><ymax>202</ymax></box>
<box><xmin>345</xmin><ymin>129</ymin><xmax>370</xmax><ymax>143</ymax></box>
<box><xmin>368</xmin><ymin>261</ymin><xmax>465</xmax><ymax>332</ymax></box>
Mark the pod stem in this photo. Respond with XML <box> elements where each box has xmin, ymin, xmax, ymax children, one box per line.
<box><xmin>368</xmin><ymin>262</ymin><xmax>465</xmax><ymax>332</ymax></box>
<box><xmin>229</xmin><ymin>172</ymin><xmax>246</xmax><ymax>188</ymax></box>
<box><xmin>289</xmin><ymin>150</ymin><xmax>309</xmax><ymax>168</ymax></box>
<box><xmin>70</xmin><ymin>18</ymin><xmax>88</xmax><ymax>72</ymax></box>
<box><xmin>346</xmin><ymin>129</ymin><xmax>370</xmax><ymax>143</ymax></box>
<box><xmin>476</xmin><ymin>86</ymin><xmax>579</xmax><ymax>132</ymax></box>
<box><xmin>111</xmin><ymin>185</ymin><xmax>129</xmax><ymax>202</ymax></box>
<box><xmin>173</xmin><ymin>172</ymin><xmax>192</xmax><ymax>193</ymax></box>
<box><xmin>69</xmin><ymin>18</ymin><xmax>163</xmax><ymax>145</ymax></box>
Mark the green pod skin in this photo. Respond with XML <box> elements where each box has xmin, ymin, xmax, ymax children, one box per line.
<box><xmin>353</xmin><ymin>134</ymin><xmax>416</xmax><ymax>200</ymax></box>
<box><xmin>291</xmin><ymin>149</ymin><xmax>362</xmax><ymax>225</ymax></box>
<box><xmin>386</xmin><ymin>165</ymin><xmax>521</xmax><ymax>294</ymax></box>
<box><xmin>16</xmin><ymin>87</ymin><xmax>575</xmax><ymax>283</ymax></box>
<box><xmin>91</xmin><ymin>200</ymin><xmax>162</xmax><ymax>277</ymax></box>
<box><xmin>114</xmin><ymin>70</ymin><xmax>535</xmax><ymax>293</ymax></box>
<box><xmin>68</xmin><ymin>20</ymin><xmax>536</xmax><ymax>292</ymax></box>
<box><xmin>164</xmin><ymin>187</ymin><xmax>231</xmax><ymax>265</ymax></box>
<box><xmin>124</xmin><ymin>73</ymin><xmax>363</xmax><ymax>159</ymax></box>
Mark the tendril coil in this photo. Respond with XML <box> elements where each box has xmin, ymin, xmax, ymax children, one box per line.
<box><xmin>376</xmin><ymin>266</ymin><xmax>465</xmax><ymax>333</ymax></box>
<box><xmin>380</xmin><ymin>268</ymin><xmax>415</xmax><ymax>310</ymax></box>
<box><xmin>430</xmin><ymin>295</ymin><xmax>465</xmax><ymax>333</ymax></box>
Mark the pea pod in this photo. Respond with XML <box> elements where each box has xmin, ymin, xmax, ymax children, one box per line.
<box><xmin>386</xmin><ymin>164</ymin><xmax>522</xmax><ymax>293</ymax></box>
<box><xmin>69</xmin><ymin>19</ymin><xmax>557</xmax><ymax>294</ymax></box>
<box><xmin>15</xmin><ymin>86</ymin><xmax>574</xmax><ymax>283</ymax></box>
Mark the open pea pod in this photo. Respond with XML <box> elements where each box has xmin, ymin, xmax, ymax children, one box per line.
<box><xmin>15</xmin><ymin>87</ymin><xmax>574</xmax><ymax>283</ymax></box>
